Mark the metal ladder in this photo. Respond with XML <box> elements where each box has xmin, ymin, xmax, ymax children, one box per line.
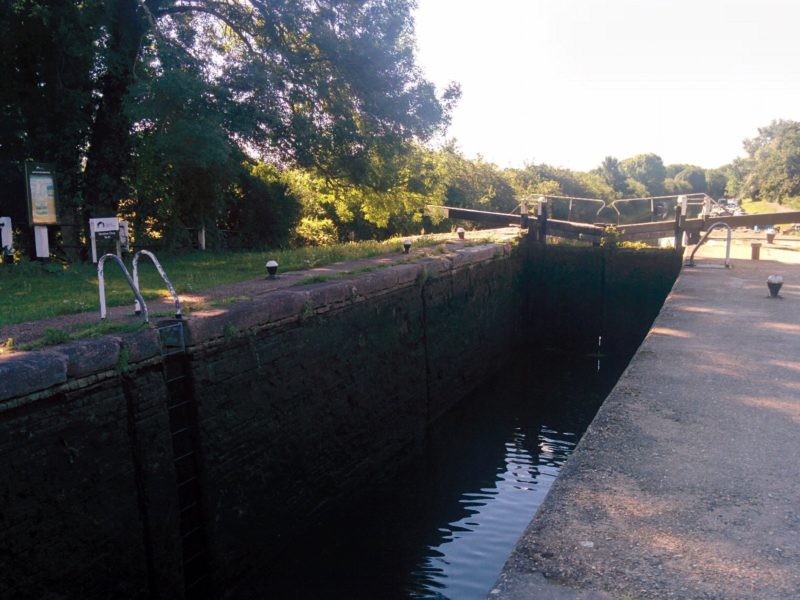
<box><xmin>157</xmin><ymin>321</ymin><xmax>211</xmax><ymax>597</ymax></box>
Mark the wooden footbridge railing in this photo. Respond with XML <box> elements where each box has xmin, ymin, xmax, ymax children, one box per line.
<box><xmin>426</xmin><ymin>196</ymin><xmax>800</xmax><ymax>249</ymax></box>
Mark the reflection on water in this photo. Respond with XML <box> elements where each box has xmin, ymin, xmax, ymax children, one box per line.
<box><xmin>261</xmin><ymin>351</ymin><xmax>627</xmax><ymax>600</ymax></box>
<box><xmin>405</xmin><ymin>428</ymin><xmax>573</xmax><ymax>599</ymax></box>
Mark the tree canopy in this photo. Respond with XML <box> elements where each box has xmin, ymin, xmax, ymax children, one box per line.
<box><xmin>1</xmin><ymin>0</ymin><xmax>458</xmax><ymax>254</ymax></box>
<box><xmin>4</xmin><ymin>2</ymin><xmax>797</xmax><ymax>256</ymax></box>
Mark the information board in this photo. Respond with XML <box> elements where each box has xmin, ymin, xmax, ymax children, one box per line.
<box><xmin>25</xmin><ymin>162</ymin><xmax>59</xmax><ymax>225</ymax></box>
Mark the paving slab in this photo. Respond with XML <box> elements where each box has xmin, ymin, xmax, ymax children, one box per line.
<box><xmin>492</xmin><ymin>241</ymin><xmax>800</xmax><ymax>599</ymax></box>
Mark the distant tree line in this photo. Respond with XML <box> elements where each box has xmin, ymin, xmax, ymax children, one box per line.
<box><xmin>0</xmin><ymin>1</ymin><xmax>796</xmax><ymax>260</ymax></box>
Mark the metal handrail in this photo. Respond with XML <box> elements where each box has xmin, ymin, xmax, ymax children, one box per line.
<box><xmin>97</xmin><ymin>254</ymin><xmax>149</xmax><ymax>322</ymax></box>
<box><xmin>686</xmin><ymin>222</ymin><xmax>733</xmax><ymax>268</ymax></box>
<box><xmin>524</xmin><ymin>195</ymin><xmax>607</xmax><ymax>223</ymax></box>
<box><xmin>132</xmin><ymin>249</ymin><xmax>182</xmax><ymax>318</ymax></box>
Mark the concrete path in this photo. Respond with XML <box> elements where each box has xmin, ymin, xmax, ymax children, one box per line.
<box><xmin>492</xmin><ymin>240</ymin><xmax>800</xmax><ymax>599</ymax></box>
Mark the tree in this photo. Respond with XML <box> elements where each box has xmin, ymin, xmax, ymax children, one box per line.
<box><xmin>741</xmin><ymin>120</ymin><xmax>800</xmax><ymax>202</ymax></box>
<box><xmin>1</xmin><ymin>0</ymin><xmax>458</xmax><ymax>254</ymax></box>
<box><xmin>439</xmin><ymin>146</ymin><xmax>517</xmax><ymax>213</ymax></box>
<box><xmin>620</xmin><ymin>153</ymin><xmax>666</xmax><ymax>196</ymax></box>
<box><xmin>597</xmin><ymin>156</ymin><xmax>628</xmax><ymax>197</ymax></box>
<box><xmin>510</xmin><ymin>163</ymin><xmax>614</xmax><ymax>200</ymax></box>
<box><xmin>89</xmin><ymin>0</ymin><xmax>457</xmax><ymax>212</ymax></box>
<box><xmin>0</xmin><ymin>0</ymin><xmax>104</xmax><ymax>256</ymax></box>
<box><xmin>704</xmin><ymin>168</ymin><xmax>728</xmax><ymax>199</ymax></box>
<box><xmin>674</xmin><ymin>167</ymin><xmax>707</xmax><ymax>194</ymax></box>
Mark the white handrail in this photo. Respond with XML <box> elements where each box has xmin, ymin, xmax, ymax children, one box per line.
<box><xmin>686</xmin><ymin>222</ymin><xmax>733</xmax><ymax>269</ymax></box>
<box><xmin>132</xmin><ymin>250</ymin><xmax>182</xmax><ymax>318</ymax></box>
<box><xmin>97</xmin><ymin>254</ymin><xmax>149</xmax><ymax>322</ymax></box>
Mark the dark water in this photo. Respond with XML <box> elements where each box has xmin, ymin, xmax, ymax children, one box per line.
<box><xmin>262</xmin><ymin>351</ymin><xmax>628</xmax><ymax>599</ymax></box>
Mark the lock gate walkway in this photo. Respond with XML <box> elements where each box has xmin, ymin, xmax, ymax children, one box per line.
<box><xmin>492</xmin><ymin>239</ymin><xmax>800</xmax><ymax>598</ymax></box>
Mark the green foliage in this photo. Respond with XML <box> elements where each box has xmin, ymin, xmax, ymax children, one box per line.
<box><xmin>674</xmin><ymin>167</ymin><xmax>707</xmax><ymax>194</ymax></box>
<box><xmin>596</xmin><ymin>156</ymin><xmax>628</xmax><ymax>198</ymax></box>
<box><xmin>510</xmin><ymin>163</ymin><xmax>614</xmax><ymax>200</ymax></box>
<box><xmin>117</xmin><ymin>346</ymin><xmax>130</xmax><ymax>375</ymax></box>
<box><xmin>0</xmin><ymin>236</ymin><xmax>450</xmax><ymax>327</ymax></box>
<box><xmin>439</xmin><ymin>145</ymin><xmax>518</xmax><ymax>213</ymax></box>
<box><xmin>222</xmin><ymin>323</ymin><xmax>238</xmax><ymax>340</ymax></box>
<box><xmin>620</xmin><ymin>154</ymin><xmax>666</xmax><ymax>196</ymax></box>
<box><xmin>705</xmin><ymin>168</ymin><xmax>729</xmax><ymax>199</ymax></box>
<box><xmin>294</xmin><ymin>218</ymin><xmax>340</xmax><ymax>246</ymax></box>
<box><xmin>739</xmin><ymin>120</ymin><xmax>800</xmax><ymax>202</ymax></box>
<box><xmin>600</xmin><ymin>226</ymin><xmax>620</xmax><ymax>249</ymax></box>
<box><xmin>1</xmin><ymin>0</ymin><xmax>457</xmax><ymax>254</ymax></box>
<box><xmin>42</xmin><ymin>328</ymin><xmax>70</xmax><ymax>346</ymax></box>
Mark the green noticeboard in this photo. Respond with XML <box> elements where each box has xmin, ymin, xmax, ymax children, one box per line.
<box><xmin>25</xmin><ymin>162</ymin><xmax>59</xmax><ymax>226</ymax></box>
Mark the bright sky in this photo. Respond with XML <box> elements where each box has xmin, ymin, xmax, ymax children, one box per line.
<box><xmin>414</xmin><ymin>0</ymin><xmax>800</xmax><ymax>171</ymax></box>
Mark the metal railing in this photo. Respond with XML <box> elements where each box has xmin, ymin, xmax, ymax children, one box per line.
<box><xmin>686</xmin><ymin>222</ymin><xmax>733</xmax><ymax>269</ymax></box>
<box><xmin>97</xmin><ymin>254</ymin><xmax>149</xmax><ymax>322</ymax></box>
<box><xmin>132</xmin><ymin>249</ymin><xmax>182</xmax><ymax>318</ymax></box>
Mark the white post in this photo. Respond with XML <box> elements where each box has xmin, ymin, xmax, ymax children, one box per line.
<box><xmin>119</xmin><ymin>220</ymin><xmax>130</xmax><ymax>253</ymax></box>
<box><xmin>198</xmin><ymin>225</ymin><xmax>206</xmax><ymax>250</ymax></box>
<box><xmin>34</xmin><ymin>225</ymin><xmax>49</xmax><ymax>259</ymax></box>
<box><xmin>0</xmin><ymin>217</ymin><xmax>12</xmax><ymax>252</ymax></box>
<box><xmin>90</xmin><ymin>220</ymin><xmax>98</xmax><ymax>264</ymax></box>
<box><xmin>98</xmin><ymin>257</ymin><xmax>107</xmax><ymax>319</ymax></box>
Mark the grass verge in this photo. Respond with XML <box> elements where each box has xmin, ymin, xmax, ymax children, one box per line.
<box><xmin>0</xmin><ymin>233</ymin><xmax>491</xmax><ymax>327</ymax></box>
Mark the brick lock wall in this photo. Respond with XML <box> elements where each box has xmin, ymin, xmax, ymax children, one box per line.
<box><xmin>0</xmin><ymin>365</ymin><xmax>180</xmax><ymax>599</ymax></box>
<box><xmin>189</xmin><ymin>250</ymin><xmax>526</xmax><ymax>590</ymax></box>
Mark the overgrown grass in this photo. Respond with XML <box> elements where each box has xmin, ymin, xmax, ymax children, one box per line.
<box><xmin>0</xmin><ymin>233</ymin><xmax>465</xmax><ymax>327</ymax></box>
<box><xmin>739</xmin><ymin>198</ymin><xmax>788</xmax><ymax>214</ymax></box>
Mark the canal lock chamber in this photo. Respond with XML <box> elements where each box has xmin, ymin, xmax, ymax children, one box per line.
<box><xmin>0</xmin><ymin>240</ymin><xmax>680</xmax><ymax>599</ymax></box>
<box><xmin>199</xmin><ymin>242</ymin><xmax>681</xmax><ymax>598</ymax></box>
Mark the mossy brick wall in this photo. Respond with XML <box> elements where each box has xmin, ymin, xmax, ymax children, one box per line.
<box><xmin>0</xmin><ymin>238</ymin><xmax>680</xmax><ymax>598</ymax></box>
<box><xmin>0</xmin><ymin>362</ymin><xmax>183</xmax><ymax>599</ymax></box>
<box><xmin>187</xmin><ymin>247</ymin><xmax>526</xmax><ymax>590</ymax></box>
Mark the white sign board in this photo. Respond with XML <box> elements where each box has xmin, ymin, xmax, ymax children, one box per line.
<box><xmin>90</xmin><ymin>217</ymin><xmax>120</xmax><ymax>263</ymax></box>
<box><xmin>90</xmin><ymin>217</ymin><xmax>120</xmax><ymax>238</ymax></box>
<box><xmin>0</xmin><ymin>217</ymin><xmax>11</xmax><ymax>251</ymax></box>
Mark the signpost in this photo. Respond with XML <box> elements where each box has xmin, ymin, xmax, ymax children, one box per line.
<box><xmin>89</xmin><ymin>217</ymin><xmax>120</xmax><ymax>263</ymax></box>
<box><xmin>0</xmin><ymin>216</ymin><xmax>12</xmax><ymax>264</ymax></box>
<box><xmin>24</xmin><ymin>162</ymin><xmax>58</xmax><ymax>260</ymax></box>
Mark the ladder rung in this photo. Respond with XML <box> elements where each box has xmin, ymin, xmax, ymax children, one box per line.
<box><xmin>177</xmin><ymin>476</ymin><xmax>198</xmax><ymax>488</ymax></box>
<box><xmin>174</xmin><ymin>450</ymin><xmax>195</xmax><ymax>462</ymax></box>
<box><xmin>184</xmin><ymin>573</ymin><xmax>208</xmax><ymax>590</ymax></box>
<box><xmin>182</xmin><ymin>525</ymin><xmax>202</xmax><ymax>539</ymax></box>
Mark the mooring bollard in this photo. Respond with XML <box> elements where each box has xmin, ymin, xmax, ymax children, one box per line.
<box><xmin>751</xmin><ymin>242</ymin><xmax>762</xmax><ymax>260</ymax></box>
<box><xmin>767</xmin><ymin>274</ymin><xmax>784</xmax><ymax>297</ymax></box>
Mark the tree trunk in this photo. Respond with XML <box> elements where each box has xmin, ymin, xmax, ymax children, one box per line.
<box><xmin>82</xmin><ymin>0</ymin><xmax>148</xmax><ymax>218</ymax></box>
